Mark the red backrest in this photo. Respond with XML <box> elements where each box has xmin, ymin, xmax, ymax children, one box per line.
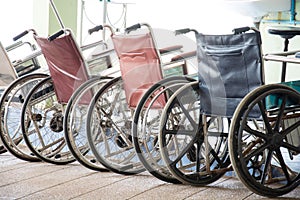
<box><xmin>35</xmin><ymin>33</ymin><xmax>91</xmax><ymax>104</ymax></box>
<box><xmin>112</xmin><ymin>33</ymin><xmax>164</xmax><ymax>108</ymax></box>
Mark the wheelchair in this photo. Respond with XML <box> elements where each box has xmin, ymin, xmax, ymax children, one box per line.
<box><xmin>229</xmin><ymin>26</ymin><xmax>300</xmax><ymax>197</ymax></box>
<box><xmin>19</xmin><ymin>28</ymin><xmax>115</xmax><ymax>165</ymax></box>
<box><xmin>159</xmin><ymin>26</ymin><xmax>300</xmax><ymax>197</ymax></box>
<box><xmin>61</xmin><ymin>26</ymin><xmax>119</xmax><ymax>171</ymax></box>
<box><xmin>0</xmin><ymin>34</ymin><xmax>48</xmax><ymax>160</ymax></box>
<box><xmin>85</xmin><ymin>23</ymin><xmax>194</xmax><ymax>175</ymax></box>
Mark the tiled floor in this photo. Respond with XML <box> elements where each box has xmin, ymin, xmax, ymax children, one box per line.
<box><xmin>0</xmin><ymin>152</ymin><xmax>299</xmax><ymax>200</ymax></box>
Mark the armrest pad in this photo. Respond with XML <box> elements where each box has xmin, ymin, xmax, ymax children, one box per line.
<box><xmin>80</xmin><ymin>40</ymin><xmax>105</xmax><ymax>51</ymax></box>
<box><xmin>264</xmin><ymin>54</ymin><xmax>300</xmax><ymax>64</ymax></box>
<box><xmin>91</xmin><ymin>48</ymin><xmax>114</xmax><ymax>58</ymax></box>
<box><xmin>159</xmin><ymin>45</ymin><xmax>183</xmax><ymax>54</ymax></box>
<box><xmin>171</xmin><ymin>50</ymin><xmax>196</xmax><ymax>62</ymax></box>
<box><xmin>12</xmin><ymin>49</ymin><xmax>42</xmax><ymax>66</ymax></box>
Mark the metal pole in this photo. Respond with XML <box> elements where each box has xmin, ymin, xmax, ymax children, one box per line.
<box><xmin>290</xmin><ymin>0</ymin><xmax>296</xmax><ymax>22</ymax></box>
<box><xmin>102</xmin><ymin>0</ymin><xmax>108</xmax><ymax>41</ymax></box>
<box><xmin>124</xmin><ymin>4</ymin><xmax>127</xmax><ymax>29</ymax></box>
<box><xmin>79</xmin><ymin>0</ymin><xmax>84</xmax><ymax>45</ymax></box>
<box><xmin>49</xmin><ymin>0</ymin><xmax>65</xmax><ymax>29</ymax></box>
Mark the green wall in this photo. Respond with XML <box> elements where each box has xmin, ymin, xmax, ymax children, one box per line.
<box><xmin>48</xmin><ymin>0</ymin><xmax>78</xmax><ymax>35</ymax></box>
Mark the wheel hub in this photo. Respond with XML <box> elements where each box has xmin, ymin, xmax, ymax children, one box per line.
<box><xmin>49</xmin><ymin>112</ymin><xmax>63</xmax><ymax>132</ymax></box>
<box><xmin>269</xmin><ymin>132</ymin><xmax>283</xmax><ymax>150</ymax></box>
<box><xmin>116</xmin><ymin>136</ymin><xmax>128</xmax><ymax>148</ymax></box>
<box><xmin>32</xmin><ymin>113</ymin><xmax>43</xmax><ymax>122</ymax></box>
<box><xmin>100</xmin><ymin>119</ymin><xmax>113</xmax><ymax>128</ymax></box>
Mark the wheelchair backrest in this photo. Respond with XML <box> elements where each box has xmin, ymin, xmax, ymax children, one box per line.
<box><xmin>34</xmin><ymin>32</ymin><xmax>91</xmax><ymax>104</ymax></box>
<box><xmin>112</xmin><ymin>32</ymin><xmax>163</xmax><ymax>108</ymax></box>
<box><xmin>196</xmin><ymin>30</ymin><xmax>263</xmax><ymax>117</ymax></box>
<box><xmin>0</xmin><ymin>42</ymin><xmax>17</xmax><ymax>88</ymax></box>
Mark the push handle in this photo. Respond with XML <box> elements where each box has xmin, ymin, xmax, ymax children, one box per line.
<box><xmin>88</xmin><ymin>25</ymin><xmax>104</xmax><ymax>35</ymax></box>
<box><xmin>13</xmin><ymin>30</ymin><xmax>29</xmax><ymax>41</ymax></box>
<box><xmin>125</xmin><ymin>23</ymin><xmax>141</xmax><ymax>33</ymax></box>
<box><xmin>48</xmin><ymin>30</ymin><xmax>65</xmax><ymax>41</ymax></box>
<box><xmin>233</xmin><ymin>27</ymin><xmax>250</xmax><ymax>34</ymax></box>
<box><xmin>175</xmin><ymin>28</ymin><xmax>192</xmax><ymax>35</ymax></box>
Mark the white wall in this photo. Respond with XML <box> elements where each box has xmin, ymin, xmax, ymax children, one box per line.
<box><xmin>0</xmin><ymin>0</ymin><xmax>34</xmax><ymax>46</ymax></box>
<box><xmin>1</xmin><ymin>0</ymin><xmax>298</xmax><ymax>83</ymax></box>
<box><xmin>0</xmin><ymin>1</ymin><xmax>253</xmax><ymax>45</ymax></box>
<box><xmin>125</xmin><ymin>0</ymin><xmax>253</xmax><ymax>33</ymax></box>
<box><xmin>80</xmin><ymin>0</ymin><xmax>253</xmax><ymax>36</ymax></box>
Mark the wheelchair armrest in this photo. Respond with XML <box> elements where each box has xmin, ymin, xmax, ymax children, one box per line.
<box><xmin>5</xmin><ymin>41</ymin><xmax>23</xmax><ymax>52</ymax></box>
<box><xmin>171</xmin><ymin>50</ymin><xmax>197</xmax><ymax>62</ymax></box>
<box><xmin>264</xmin><ymin>53</ymin><xmax>300</xmax><ymax>64</ymax></box>
<box><xmin>80</xmin><ymin>40</ymin><xmax>106</xmax><ymax>51</ymax></box>
<box><xmin>161</xmin><ymin>51</ymin><xmax>196</xmax><ymax>76</ymax></box>
<box><xmin>12</xmin><ymin>49</ymin><xmax>42</xmax><ymax>66</ymax></box>
<box><xmin>16</xmin><ymin>65</ymin><xmax>41</xmax><ymax>77</ymax></box>
<box><xmin>265</xmin><ymin>50</ymin><xmax>300</xmax><ymax>57</ymax></box>
<box><xmin>90</xmin><ymin>48</ymin><xmax>114</xmax><ymax>58</ymax></box>
<box><xmin>159</xmin><ymin>45</ymin><xmax>183</xmax><ymax>55</ymax></box>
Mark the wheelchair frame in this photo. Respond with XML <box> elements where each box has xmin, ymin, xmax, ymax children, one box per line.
<box><xmin>17</xmin><ymin>28</ymin><xmax>115</xmax><ymax>165</ymax></box>
<box><xmin>157</xmin><ymin>26</ymin><xmax>300</xmax><ymax>197</ymax></box>
<box><xmin>85</xmin><ymin>23</ymin><xmax>194</xmax><ymax>175</ymax></box>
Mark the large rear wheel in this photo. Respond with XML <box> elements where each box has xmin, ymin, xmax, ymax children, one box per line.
<box><xmin>0</xmin><ymin>73</ymin><xmax>48</xmax><ymax>161</ymax></box>
<box><xmin>64</xmin><ymin>76</ymin><xmax>111</xmax><ymax>171</ymax></box>
<box><xmin>86</xmin><ymin>77</ymin><xmax>145</xmax><ymax>175</ymax></box>
<box><xmin>21</xmin><ymin>77</ymin><xmax>75</xmax><ymax>164</ymax></box>
<box><xmin>159</xmin><ymin>82</ymin><xmax>230</xmax><ymax>185</ymax></box>
<box><xmin>132</xmin><ymin>76</ymin><xmax>195</xmax><ymax>183</ymax></box>
<box><xmin>229</xmin><ymin>84</ymin><xmax>300</xmax><ymax>197</ymax></box>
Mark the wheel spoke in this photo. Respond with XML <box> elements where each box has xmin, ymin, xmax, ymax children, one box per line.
<box><xmin>209</xmin><ymin>147</ymin><xmax>223</xmax><ymax>167</ymax></box>
<box><xmin>250</xmin><ymin>156</ymin><xmax>259</xmax><ymax>177</ymax></box>
<box><xmin>274</xmin><ymin>96</ymin><xmax>287</xmax><ymax>132</ymax></box>
<box><xmin>281</xmin><ymin>120</ymin><xmax>300</xmax><ymax>138</ymax></box>
<box><xmin>260</xmin><ymin>149</ymin><xmax>273</xmax><ymax>185</ymax></box>
<box><xmin>244</xmin><ymin>142</ymin><xmax>269</xmax><ymax>162</ymax></box>
<box><xmin>258</xmin><ymin>101</ymin><xmax>273</xmax><ymax>134</ymax></box>
<box><xmin>245</xmin><ymin>124</ymin><xmax>267</xmax><ymax>140</ymax></box>
<box><xmin>170</xmin><ymin>138</ymin><xmax>196</xmax><ymax>168</ymax></box>
<box><xmin>177</xmin><ymin>102</ymin><xmax>198</xmax><ymax>130</ymax></box>
<box><xmin>275</xmin><ymin>148</ymin><xmax>291</xmax><ymax>183</ymax></box>
<box><xmin>195</xmin><ymin>140</ymin><xmax>202</xmax><ymax>172</ymax></box>
<box><xmin>281</xmin><ymin>141</ymin><xmax>300</xmax><ymax>153</ymax></box>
